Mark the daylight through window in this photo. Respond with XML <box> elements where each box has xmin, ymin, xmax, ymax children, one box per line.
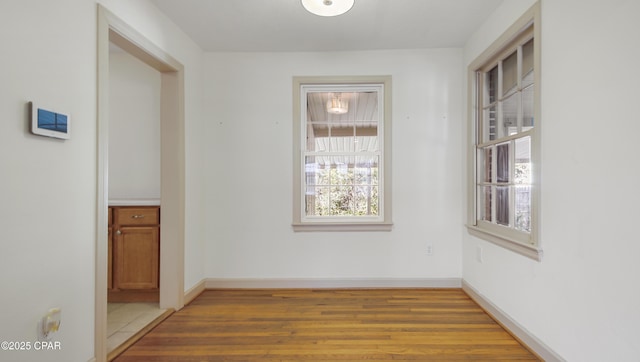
<box><xmin>293</xmin><ymin>77</ymin><xmax>392</xmax><ymax>231</ymax></box>
<box><xmin>467</xmin><ymin>4</ymin><xmax>541</xmax><ymax>259</ymax></box>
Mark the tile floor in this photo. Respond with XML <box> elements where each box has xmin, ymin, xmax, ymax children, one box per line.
<box><xmin>107</xmin><ymin>302</ymin><xmax>166</xmax><ymax>353</ymax></box>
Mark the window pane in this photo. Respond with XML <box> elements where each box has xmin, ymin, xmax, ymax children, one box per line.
<box><xmin>515</xmin><ymin>136</ymin><xmax>531</xmax><ymax>184</ymax></box>
<box><xmin>522</xmin><ymin>39</ymin><xmax>534</xmax><ymax>88</ymax></box>
<box><xmin>305</xmin><ymin>155</ymin><xmax>379</xmax><ymax>217</ymax></box>
<box><xmin>486</xmin><ymin>66</ymin><xmax>498</xmax><ymax>104</ymax></box>
<box><xmin>515</xmin><ymin>185</ymin><xmax>531</xmax><ymax>232</ymax></box>
<box><xmin>354</xmin><ymin>156</ymin><xmax>378</xmax><ymax>185</ymax></box>
<box><xmin>354</xmin><ymin>156</ymin><xmax>379</xmax><ymax>216</ymax></box>
<box><xmin>501</xmin><ymin>93</ymin><xmax>519</xmax><ymax>136</ymax></box>
<box><xmin>329</xmin><ymin>123</ymin><xmax>355</xmax><ymax>153</ymax></box>
<box><xmin>307</xmin><ymin>123</ymin><xmax>328</xmax><ymax>152</ymax></box>
<box><xmin>326</xmin><ymin>92</ymin><xmax>350</xmax><ymax>116</ymax></box>
<box><xmin>496</xmin><ymin>186</ymin><xmax>510</xmax><ymax>226</ymax></box>
<box><xmin>304</xmin><ymin>157</ymin><xmax>327</xmax><ymax>216</ymax></box>
<box><xmin>496</xmin><ymin>143</ymin><xmax>510</xmax><ymax>183</ymax></box>
<box><xmin>479</xmin><ymin>147</ymin><xmax>492</xmax><ymax>183</ymax></box>
<box><xmin>307</xmin><ymin>91</ymin><xmax>380</xmax><ymax>154</ymax></box>
<box><xmin>306</xmin><ymin>186</ymin><xmax>330</xmax><ymax>216</ymax></box>
<box><xmin>305</xmin><ymin>156</ymin><xmax>330</xmax><ymax>185</ymax></box>
<box><xmin>327</xmin><ymin>159</ymin><xmax>347</xmax><ymax>186</ymax></box>
<box><xmin>522</xmin><ymin>85</ymin><xmax>534</xmax><ymax>131</ymax></box>
<box><xmin>306</xmin><ymin>93</ymin><xmax>328</xmax><ymax>152</ymax></box>
<box><xmin>355</xmin><ymin>122</ymin><xmax>378</xmax><ymax>152</ymax></box>
<box><xmin>355</xmin><ymin>186</ymin><xmax>378</xmax><ymax>216</ymax></box>
<box><xmin>331</xmin><ymin>186</ymin><xmax>354</xmax><ymax>215</ymax></box>
<box><xmin>482</xmin><ymin>186</ymin><xmax>493</xmax><ymax>222</ymax></box>
<box><xmin>304</xmin><ymin>158</ymin><xmax>317</xmax><ymax>186</ymax></box>
<box><xmin>502</xmin><ymin>51</ymin><xmax>518</xmax><ymax>96</ymax></box>
<box><xmin>484</xmin><ymin>106</ymin><xmax>497</xmax><ymax>142</ymax></box>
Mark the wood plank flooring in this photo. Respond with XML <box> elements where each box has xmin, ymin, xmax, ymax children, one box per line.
<box><xmin>114</xmin><ymin>289</ymin><xmax>540</xmax><ymax>361</ymax></box>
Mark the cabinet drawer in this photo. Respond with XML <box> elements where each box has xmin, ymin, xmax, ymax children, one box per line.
<box><xmin>116</xmin><ymin>207</ymin><xmax>159</xmax><ymax>226</ymax></box>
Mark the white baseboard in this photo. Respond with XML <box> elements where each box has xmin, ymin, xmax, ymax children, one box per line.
<box><xmin>184</xmin><ymin>279</ymin><xmax>206</xmax><ymax>305</ymax></box>
<box><xmin>462</xmin><ymin>280</ymin><xmax>564</xmax><ymax>362</ymax></box>
<box><xmin>204</xmin><ymin>277</ymin><xmax>461</xmax><ymax>289</ymax></box>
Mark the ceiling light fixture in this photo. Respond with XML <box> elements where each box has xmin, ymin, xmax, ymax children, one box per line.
<box><xmin>301</xmin><ymin>0</ymin><xmax>355</xmax><ymax>17</ymax></box>
<box><xmin>327</xmin><ymin>95</ymin><xmax>348</xmax><ymax>114</ymax></box>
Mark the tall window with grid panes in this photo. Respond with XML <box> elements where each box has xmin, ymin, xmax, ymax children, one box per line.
<box><xmin>469</xmin><ymin>4</ymin><xmax>540</xmax><ymax>259</ymax></box>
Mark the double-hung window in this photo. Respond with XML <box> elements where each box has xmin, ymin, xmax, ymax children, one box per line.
<box><xmin>292</xmin><ymin>76</ymin><xmax>392</xmax><ymax>231</ymax></box>
<box><xmin>467</xmin><ymin>3</ymin><xmax>541</xmax><ymax>260</ymax></box>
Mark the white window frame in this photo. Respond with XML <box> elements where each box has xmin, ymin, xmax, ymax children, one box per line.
<box><xmin>466</xmin><ymin>3</ymin><xmax>542</xmax><ymax>260</ymax></box>
<box><xmin>292</xmin><ymin>76</ymin><xmax>393</xmax><ymax>232</ymax></box>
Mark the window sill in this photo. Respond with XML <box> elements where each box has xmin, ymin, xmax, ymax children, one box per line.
<box><xmin>292</xmin><ymin>222</ymin><xmax>393</xmax><ymax>232</ymax></box>
<box><xmin>466</xmin><ymin>224</ymin><xmax>543</xmax><ymax>261</ymax></box>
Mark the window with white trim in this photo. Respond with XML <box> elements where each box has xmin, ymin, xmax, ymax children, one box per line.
<box><xmin>292</xmin><ymin>76</ymin><xmax>392</xmax><ymax>231</ymax></box>
<box><xmin>467</xmin><ymin>4</ymin><xmax>541</xmax><ymax>260</ymax></box>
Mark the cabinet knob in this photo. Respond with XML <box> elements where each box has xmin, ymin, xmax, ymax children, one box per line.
<box><xmin>131</xmin><ymin>214</ymin><xmax>145</xmax><ymax>219</ymax></box>
<box><xmin>116</xmin><ymin>230</ymin><xmax>122</xmax><ymax>235</ymax></box>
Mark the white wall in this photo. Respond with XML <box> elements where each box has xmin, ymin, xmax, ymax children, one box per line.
<box><xmin>0</xmin><ymin>1</ymin><xmax>97</xmax><ymax>361</ymax></box>
<box><xmin>204</xmin><ymin>49</ymin><xmax>464</xmax><ymax>281</ymax></box>
<box><xmin>6</xmin><ymin>0</ymin><xmax>637</xmax><ymax>359</ymax></box>
<box><xmin>98</xmin><ymin>0</ymin><xmax>206</xmax><ymax>292</ymax></box>
<box><xmin>463</xmin><ymin>0</ymin><xmax>640</xmax><ymax>360</ymax></box>
<box><xmin>0</xmin><ymin>1</ymin><xmax>205</xmax><ymax>361</ymax></box>
<box><xmin>108</xmin><ymin>51</ymin><xmax>161</xmax><ymax>200</ymax></box>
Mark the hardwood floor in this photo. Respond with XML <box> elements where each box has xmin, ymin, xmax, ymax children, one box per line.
<box><xmin>114</xmin><ymin>289</ymin><xmax>540</xmax><ymax>361</ymax></box>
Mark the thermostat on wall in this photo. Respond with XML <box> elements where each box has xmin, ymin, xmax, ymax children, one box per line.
<box><xmin>30</xmin><ymin>102</ymin><xmax>70</xmax><ymax>140</ymax></box>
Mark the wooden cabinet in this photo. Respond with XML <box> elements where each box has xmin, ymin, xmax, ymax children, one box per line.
<box><xmin>116</xmin><ymin>226</ymin><xmax>159</xmax><ymax>289</ymax></box>
<box><xmin>108</xmin><ymin>206</ymin><xmax>160</xmax><ymax>302</ymax></box>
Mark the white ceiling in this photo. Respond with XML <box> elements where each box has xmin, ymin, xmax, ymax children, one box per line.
<box><xmin>150</xmin><ymin>0</ymin><xmax>503</xmax><ymax>52</ymax></box>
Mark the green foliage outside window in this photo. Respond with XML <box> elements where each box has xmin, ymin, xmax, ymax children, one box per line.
<box><xmin>306</xmin><ymin>166</ymin><xmax>378</xmax><ymax>216</ymax></box>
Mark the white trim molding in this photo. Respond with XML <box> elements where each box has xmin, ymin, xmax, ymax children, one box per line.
<box><xmin>466</xmin><ymin>2</ymin><xmax>543</xmax><ymax>261</ymax></box>
<box><xmin>108</xmin><ymin>199</ymin><xmax>161</xmax><ymax>206</ymax></box>
<box><xmin>184</xmin><ymin>279</ymin><xmax>206</xmax><ymax>305</ymax></box>
<box><xmin>204</xmin><ymin>278</ymin><xmax>461</xmax><ymax>289</ymax></box>
<box><xmin>462</xmin><ymin>280</ymin><xmax>565</xmax><ymax>362</ymax></box>
<box><xmin>292</xmin><ymin>76</ymin><xmax>393</xmax><ymax>232</ymax></box>
<box><xmin>467</xmin><ymin>225</ymin><xmax>543</xmax><ymax>261</ymax></box>
<box><xmin>96</xmin><ymin>5</ymin><xmax>186</xmax><ymax>362</ymax></box>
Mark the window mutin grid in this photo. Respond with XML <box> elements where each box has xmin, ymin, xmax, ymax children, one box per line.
<box><xmin>476</xmin><ymin>35</ymin><xmax>534</xmax><ymax>237</ymax></box>
<box><xmin>301</xmin><ymin>85</ymin><xmax>384</xmax><ymax>222</ymax></box>
<box><xmin>292</xmin><ymin>76</ymin><xmax>392</xmax><ymax>231</ymax></box>
<box><xmin>467</xmin><ymin>3</ymin><xmax>540</xmax><ymax>259</ymax></box>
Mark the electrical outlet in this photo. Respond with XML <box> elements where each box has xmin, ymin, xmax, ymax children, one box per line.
<box><xmin>426</xmin><ymin>244</ymin><xmax>433</xmax><ymax>256</ymax></box>
<box><xmin>39</xmin><ymin>308</ymin><xmax>61</xmax><ymax>341</ymax></box>
<box><xmin>476</xmin><ymin>246</ymin><xmax>483</xmax><ymax>263</ymax></box>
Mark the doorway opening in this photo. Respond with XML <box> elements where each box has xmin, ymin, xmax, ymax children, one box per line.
<box><xmin>96</xmin><ymin>6</ymin><xmax>186</xmax><ymax>362</ymax></box>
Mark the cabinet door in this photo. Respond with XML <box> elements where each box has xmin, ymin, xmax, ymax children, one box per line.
<box><xmin>115</xmin><ymin>226</ymin><xmax>159</xmax><ymax>290</ymax></box>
